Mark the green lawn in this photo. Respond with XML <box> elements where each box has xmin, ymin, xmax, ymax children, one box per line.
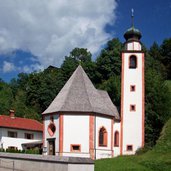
<box><xmin>95</xmin><ymin>117</ymin><xmax>171</xmax><ymax>171</ymax></box>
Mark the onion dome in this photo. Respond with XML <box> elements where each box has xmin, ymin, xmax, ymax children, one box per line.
<box><xmin>124</xmin><ymin>26</ymin><xmax>142</xmax><ymax>41</ymax></box>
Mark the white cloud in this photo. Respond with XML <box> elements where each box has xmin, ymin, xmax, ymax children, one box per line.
<box><xmin>0</xmin><ymin>0</ymin><xmax>117</xmax><ymax>69</ymax></box>
<box><xmin>2</xmin><ymin>61</ymin><xmax>15</xmax><ymax>73</ymax></box>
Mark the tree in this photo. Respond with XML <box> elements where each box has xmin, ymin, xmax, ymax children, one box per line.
<box><xmin>96</xmin><ymin>38</ymin><xmax>122</xmax><ymax>82</ymax></box>
<box><xmin>98</xmin><ymin>75</ymin><xmax>121</xmax><ymax>110</ymax></box>
<box><xmin>145</xmin><ymin>68</ymin><xmax>171</xmax><ymax>146</ymax></box>
<box><xmin>61</xmin><ymin>47</ymin><xmax>94</xmax><ymax>82</ymax></box>
<box><xmin>149</xmin><ymin>42</ymin><xmax>167</xmax><ymax>78</ymax></box>
<box><xmin>70</xmin><ymin>47</ymin><xmax>92</xmax><ymax>63</ymax></box>
<box><xmin>160</xmin><ymin>38</ymin><xmax>171</xmax><ymax>79</ymax></box>
<box><xmin>0</xmin><ymin>82</ymin><xmax>14</xmax><ymax>114</ymax></box>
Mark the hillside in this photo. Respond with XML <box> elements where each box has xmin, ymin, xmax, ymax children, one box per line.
<box><xmin>95</xmin><ymin>117</ymin><xmax>171</xmax><ymax>171</ymax></box>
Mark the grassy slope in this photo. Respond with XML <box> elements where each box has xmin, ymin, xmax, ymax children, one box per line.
<box><xmin>95</xmin><ymin>117</ymin><xmax>171</xmax><ymax>171</ymax></box>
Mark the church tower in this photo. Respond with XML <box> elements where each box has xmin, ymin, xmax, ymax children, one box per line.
<box><xmin>120</xmin><ymin>11</ymin><xmax>145</xmax><ymax>155</ymax></box>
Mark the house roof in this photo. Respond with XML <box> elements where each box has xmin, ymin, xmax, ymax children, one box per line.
<box><xmin>0</xmin><ymin>115</ymin><xmax>43</xmax><ymax>132</ymax></box>
<box><xmin>42</xmin><ymin>65</ymin><xmax>119</xmax><ymax>119</ymax></box>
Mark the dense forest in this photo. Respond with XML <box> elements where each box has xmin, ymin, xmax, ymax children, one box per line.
<box><xmin>0</xmin><ymin>38</ymin><xmax>171</xmax><ymax>148</ymax></box>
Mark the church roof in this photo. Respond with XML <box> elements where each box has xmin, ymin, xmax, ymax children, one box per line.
<box><xmin>42</xmin><ymin>65</ymin><xmax>119</xmax><ymax>119</ymax></box>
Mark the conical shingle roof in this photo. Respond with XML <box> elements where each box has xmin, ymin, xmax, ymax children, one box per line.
<box><xmin>42</xmin><ymin>65</ymin><xmax>119</xmax><ymax>119</ymax></box>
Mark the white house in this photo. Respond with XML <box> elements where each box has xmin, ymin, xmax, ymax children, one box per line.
<box><xmin>0</xmin><ymin>110</ymin><xmax>43</xmax><ymax>151</ymax></box>
<box><xmin>42</xmin><ymin>22</ymin><xmax>145</xmax><ymax>159</ymax></box>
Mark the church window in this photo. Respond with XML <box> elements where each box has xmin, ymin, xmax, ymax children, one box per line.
<box><xmin>70</xmin><ymin>144</ymin><xmax>81</xmax><ymax>152</ymax></box>
<box><xmin>130</xmin><ymin>85</ymin><xmax>136</xmax><ymax>92</ymax></box>
<box><xmin>127</xmin><ymin>145</ymin><xmax>133</xmax><ymax>151</ymax></box>
<box><xmin>130</xmin><ymin>105</ymin><xmax>136</xmax><ymax>111</ymax></box>
<box><xmin>114</xmin><ymin>131</ymin><xmax>119</xmax><ymax>147</ymax></box>
<box><xmin>99</xmin><ymin>127</ymin><xmax>107</xmax><ymax>147</ymax></box>
<box><xmin>129</xmin><ymin>55</ymin><xmax>137</xmax><ymax>69</ymax></box>
<box><xmin>48</xmin><ymin>123</ymin><xmax>56</xmax><ymax>136</ymax></box>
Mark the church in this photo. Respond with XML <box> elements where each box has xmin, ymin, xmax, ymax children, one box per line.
<box><xmin>42</xmin><ymin>21</ymin><xmax>145</xmax><ymax>160</ymax></box>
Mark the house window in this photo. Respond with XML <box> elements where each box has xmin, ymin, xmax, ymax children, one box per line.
<box><xmin>114</xmin><ymin>131</ymin><xmax>119</xmax><ymax>147</ymax></box>
<box><xmin>129</xmin><ymin>55</ymin><xmax>137</xmax><ymax>69</ymax></box>
<box><xmin>127</xmin><ymin>145</ymin><xmax>133</xmax><ymax>151</ymax></box>
<box><xmin>130</xmin><ymin>105</ymin><xmax>136</xmax><ymax>111</ymax></box>
<box><xmin>8</xmin><ymin>146</ymin><xmax>18</xmax><ymax>150</ymax></box>
<box><xmin>99</xmin><ymin>127</ymin><xmax>107</xmax><ymax>147</ymax></box>
<box><xmin>25</xmin><ymin>133</ymin><xmax>34</xmax><ymax>139</ymax></box>
<box><xmin>48</xmin><ymin>123</ymin><xmax>56</xmax><ymax>136</ymax></box>
<box><xmin>70</xmin><ymin>144</ymin><xmax>81</xmax><ymax>152</ymax></box>
<box><xmin>8</xmin><ymin>131</ymin><xmax>17</xmax><ymax>138</ymax></box>
<box><xmin>130</xmin><ymin>85</ymin><xmax>136</xmax><ymax>92</ymax></box>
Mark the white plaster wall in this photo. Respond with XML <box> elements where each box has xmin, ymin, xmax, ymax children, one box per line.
<box><xmin>63</xmin><ymin>114</ymin><xmax>89</xmax><ymax>158</ymax></box>
<box><xmin>0</xmin><ymin>128</ymin><xmax>42</xmax><ymax>150</ymax></box>
<box><xmin>95</xmin><ymin>116</ymin><xmax>112</xmax><ymax>159</ymax></box>
<box><xmin>44</xmin><ymin>114</ymin><xmax>59</xmax><ymax>154</ymax></box>
<box><xmin>127</xmin><ymin>42</ymin><xmax>141</xmax><ymax>51</ymax></box>
<box><xmin>113</xmin><ymin>121</ymin><xmax>121</xmax><ymax>157</ymax></box>
<box><xmin>122</xmin><ymin>52</ymin><xmax>143</xmax><ymax>155</ymax></box>
<box><xmin>63</xmin><ymin>152</ymin><xmax>90</xmax><ymax>158</ymax></box>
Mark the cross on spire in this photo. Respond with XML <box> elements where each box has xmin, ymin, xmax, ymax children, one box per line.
<box><xmin>131</xmin><ymin>8</ymin><xmax>134</xmax><ymax>28</ymax></box>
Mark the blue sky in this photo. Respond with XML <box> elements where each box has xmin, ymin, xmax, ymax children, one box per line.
<box><xmin>0</xmin><ymin>0</ymin><xmax>171</xmax><ymax>82</ymax></box>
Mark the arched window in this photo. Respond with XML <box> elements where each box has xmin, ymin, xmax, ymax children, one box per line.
<box><xmin>129</xmin><ymin>55</ymin><xmax>137</xmax><ymax>68</ymax></box>
<box><xmin>99</xmin><ymin>127</ymin><xmax>107</xmax><ymax>147</ymax></box>
<box><xmin>114</xmin><ymin>131</ymin><xmax>119</xmax><ymax>147</ymax></box>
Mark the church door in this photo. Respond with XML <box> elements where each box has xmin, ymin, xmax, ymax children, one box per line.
<box><xmin>48</xmin><ymin>139</ymin><xmax>55</xmax><ymax>155</ymax></box>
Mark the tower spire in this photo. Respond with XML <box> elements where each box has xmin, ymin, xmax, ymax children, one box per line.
<box><xmin>131</xmin><ymin>8</ymin><xmax>134</xmax><ymax>28</ymax></box>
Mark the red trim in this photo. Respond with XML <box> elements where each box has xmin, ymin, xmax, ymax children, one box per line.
<box><xmin>129</xmin><ymin>55</ymin><xmax>138</xmax><ymax>69</ymax></box>
<box><xmin>59</xmin><ymin>114</ymin><xmax>63</xmax><ymax>156</ymax></box>
<box><xmin>70</xmin><ymin>144</ymin><xmax>81</xmax><ymax>152</ymax></box>
<box><xmin>126</xmin><ymin>144</ymin><xmax>133</xmax><ymax>151</ymax></box>
<box><xmin>111</xmin><ymin>119</ymin><xmax>114</xmax><ymax>157</ymax></box>
<box><xmin>47</xmin><ymin>122</ymin><xmax>56</xmax><ymax>137</ymax></box>
<box><xmin>142</xmin><ymin>53</ymin><xmax>145</xmax><ymax>147</ymax></box>
<box><xmin>98</xmin><ymin>126</ymin><xmax>108</xmax><ymax>147</ymax></box>
<box><xmin>120</xmin><ymin>53</ymin><xmax>124</xmax><ymax>155</ymax></box>
<box><xmin>130</xmin><ymin>105</ymin><xmax>136</xmax><ymax>112</ymax></box>
<box><xmin>130</xmin><ymin>85</ymin><xmax>136</xmax><ymax>92</ymax></box>
<box><xmin>114</xmin><ymin>131</ymin><xmax>119</xmax><ymax>147</ymax></box>
<box><xmin>89</xmin><ymin>115</ymin><xmax>94</xmax><ymax>159</ymax></box>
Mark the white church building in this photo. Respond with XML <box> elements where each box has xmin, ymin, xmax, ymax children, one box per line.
<box><xmin>42</xmin><ymin>23</ymin><xmax>145</xmax><ymax>160</ymax></box>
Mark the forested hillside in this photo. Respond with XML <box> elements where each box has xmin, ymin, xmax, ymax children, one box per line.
<box><xmin>0</xmin><ymin>38</ymin><xmax>171</xmax><ymax>148</ymax></box>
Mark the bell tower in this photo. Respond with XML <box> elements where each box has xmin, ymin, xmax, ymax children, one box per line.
<box><xmin>120</xmin><ymin>10</ymin><xmax>145</xmax><ymax>155</ymax></box>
